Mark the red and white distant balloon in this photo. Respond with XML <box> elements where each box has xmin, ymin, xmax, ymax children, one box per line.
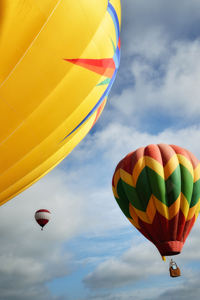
<box><xmin>35</xmin><ymin>209</ymin><xmax>51</xmax><ymax>230</ymax></box>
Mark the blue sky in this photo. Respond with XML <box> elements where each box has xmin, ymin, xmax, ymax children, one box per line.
<box><xmin>2</xmin><ymin>0</ymin><xmax>200</xmax><ymax>299</ymax></box>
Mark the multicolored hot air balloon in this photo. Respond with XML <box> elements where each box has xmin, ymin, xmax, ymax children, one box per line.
<box><xmin>112</xmin><ymin>144</ymin><xmax>200</xmax><ymax>257</ymax></box>
<box><xmin>35</xmin><ymin>209</ymin><xmax>51</xmax><ymax>230</ymax></box>
<box><xmin>0</xmin><ymin>0</ymin><xmax>121</xmax><ymax>205</ymax></box>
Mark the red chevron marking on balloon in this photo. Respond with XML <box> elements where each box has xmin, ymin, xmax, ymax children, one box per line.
<box><xmin>64</xmin><ymin>58</ymin><xmax>115</xmax><ymax>78</ymax></box>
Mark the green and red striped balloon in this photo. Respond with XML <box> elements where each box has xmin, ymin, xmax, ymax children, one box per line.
<box><xmin>112</xmin><ymin>144</ymin><xmax>200</xmax><ymax>257</ymax></box>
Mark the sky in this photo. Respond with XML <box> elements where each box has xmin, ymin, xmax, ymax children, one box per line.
<box><xmin>2</xmin><ymin>0</ymin><xmax>200</xmax><ymax>299</ymax></box>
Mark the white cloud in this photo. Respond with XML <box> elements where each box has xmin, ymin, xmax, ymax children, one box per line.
<box><xmin>111</xmin><ymin>38</ymin><xmax>200</xmax><ymax>124</ymax></box>
<box><xmin>82</xmin><ymin>240</ymin><xmax>167</xmax><ymax>290</ymax></box>
<box><xmin>153</xmin><ymin>272</ymin><xmax>200</xmax><ymax>300</ymax></box>
<box><xmin>121</xmin><ymin>0</ymin><xmax>200</xmax><ymax>57</ymax></box>
<box><xmin>110</xmin><ymin>0</ymin><xmax>200</xmax><ymax>131</ymax></box>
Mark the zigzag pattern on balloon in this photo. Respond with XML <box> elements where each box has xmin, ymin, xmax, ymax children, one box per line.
<box><xmin>112</xmin><ymin>144</ymin><xmax>200</xmax><ymax>256</ymax></box>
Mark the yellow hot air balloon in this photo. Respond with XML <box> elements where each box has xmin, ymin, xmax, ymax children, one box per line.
<box><xmin>0</xmin><ymin>0</ymin><xmax>121</xmax><ymax>204</ymax></box>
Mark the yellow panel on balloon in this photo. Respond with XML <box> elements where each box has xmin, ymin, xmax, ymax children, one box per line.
<box><xmin>0</xmin><ymin>0</ymin><xmax>121</xmax><ymax>205</ymax></box>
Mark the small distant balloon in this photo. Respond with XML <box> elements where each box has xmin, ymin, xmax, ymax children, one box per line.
<box><xmin>35</xmin><ymin>209</ymin><xmax>51</xmax><ymax>230</ymax></box>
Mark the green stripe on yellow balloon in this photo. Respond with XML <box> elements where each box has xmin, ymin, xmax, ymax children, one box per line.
<box><xmin>97</xmin><ymin>78</ymin><xmax>111</xmax><ymax>86</ymax></box>
<box><xmin>180</xmin><ymin>164</ymin><xmax>194</xmax><ymax>205</ymax></box>
<box><xmin>177</xmin><ymin>154</ymin><xmax>194</xmax><ymax>176</ymax></box>
<box><xmin>120</xmin><ymin>168</ymin><xmax>134</xmax><ymax>187</ymax></box>
<box><xmin>145</xmin><ymin>156</ymin><xmax>164</xmax><ymax>179</ymax></box>
<box><xmin>190</xmin><ymin>179</ymin><xmax>200</xmax><ymax>207</ymax></box>
<box><xmin>146</xmin><ymin>167</ymin><xmax>167</xmax><ymax>205</ymax></box>
<box><xmin>165</xmin><ymin>166</ymin><xmax>181</xmax><ymax>206</ymax></box>
<box><xmin>132</xmin><ymin>168</ymin><xmax>151</xmax><ymax>212</ymax></box>
<box><xmin>116</xmin><ymin>178</ymin><xmax>133</xmax><ymax>219</ymax></box>
<box><xmin>122</xmin><ymin>180</ymin><xmax>145</xmax><ymax>212</ymax></box>
<box><xmin>164</xmin><ymin>154</ymin><xmax>180</xmax><ymax>180</ymax></box>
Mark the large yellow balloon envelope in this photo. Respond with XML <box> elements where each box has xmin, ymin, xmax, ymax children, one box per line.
<box><xmin>0</xmin><ymin>0</ymin><xmax>121</xmax><ymax>205</ymax></box>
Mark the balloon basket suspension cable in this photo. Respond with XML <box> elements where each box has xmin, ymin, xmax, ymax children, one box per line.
<box><xmin>161</xmin><ymin>255</ymin><xmax>171</xmax><ymax>271</ymax></box>
<box><xmin>162</xmin><ymin>256</ymin><xmax>171</xmax><ymax>262</ymax></box>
